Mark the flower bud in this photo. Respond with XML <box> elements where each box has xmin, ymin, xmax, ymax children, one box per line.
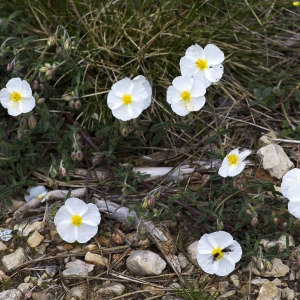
<box><xmin>39</xmin><ymin>66</ymin><xmax>48</xmax><ymax>73</ymax></box>
<box><xmin>63</xmin><ymin>39</ymin><xmax>72</xmax><ymax>51</ymax></box>
<box><xmin>59</xmin><ymin>166</ymin><xmax>67</xmax><ymax>178</ymax></box>
<box><xmin>37</xmin><ymin>98</ymin><xmax>45</xmax><ymax>104</ymax></box>
<box><xmin>147</xmin><ymin>196</ymin><xmax>156</xmax><ymax>206</ymax></box>
<box><xmin>27</xmin><ymin>115</ymin><xmax>37</xmax><ymax>129</ymax></box>
<box><xmin>47</xmin><ymin>35</ymin><xmax>57</xmax><ymax>47</ymax></box>
<box><xmin>45</xmin><ymin>68</ymin><xmax>55</xmax><ymax>80</ymax></box>
<box><xmin>251</xmin><ymin>217</ymin><xmax>259</xmax><ymax>227</ymax></box>
<box><xmin>69</xmin><ymin>100</ymin><xmax>75</xmax><ymax>109</ymax></box>
<box><xmin>74</xmin><ymin>100</ymin><xmax>81</xmax><ymax>110</ymax></box>
<box><xmin>141</xmin><ymin>197</ymin><xmax>148</xmax><ymax>209</ymax></box>
<box><xmin>71</xmin><ymin>151</ymin><xmax>77</xmax><ymax>161</ymax></box>
<box><xmin>46</xmin><ymin>177</ymin><xmax>54</xmax><ymax>187</ymax></box>
<box><xmin>255</xmin><ymin>258</ymin><xmax>265</xmax><ymax>271</ymax></box>
<box><xmin>50</xmin><ymin>167</ymin><xmax>57</xmax><ymax>178</ymax></box>
<box><xmin>62</xmin><ymin>94</ymin><xmax>73</xmax><ymax>101</ymax></box>
<box><xmin>75</xmin><ymin>150</ymin><xmax>83</xmax><ymax>161</ymax></box>
<box><xmin>265</xmin><ymin>260</ymin><xmax>273</xmax><ymax>272</ymax></box>
<box><xmin>7</xmin><ymin>63</ymin><xmax>13</xmax><ymax>71</ymax></box>
<box><xmin>121</xmin><ymin>127</ymin><xmax>130</xmax><ymax>137</ymax></box>
<box><xmin>39</xmin><ymin>83</ymin><xmax>45</xmax><ymax>91</ymax></box>
<box><xmin>251</xmin><ymin>256</ymin><xmax>258</xmax><ymax>264</ymax></box>
<box><xmin>32</xmin><ymin>80</ymin><xmax>39</xmax><ymax>91</ymax></box>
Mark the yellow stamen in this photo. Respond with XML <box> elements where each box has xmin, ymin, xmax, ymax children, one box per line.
<box><xmin>227</xmin><ymin>154</ymin><xmax>239</xmax><ymax>166</ymax></box>
<box><xmin>10</xmin><ymin>91</ymin><xmax>22</xmax><ymax>102</ymax></box>
<box><xmin>195</xmin><ymin>59</ymin><xmax>208</xmax><ymax>71</ymax></box>
<box><xmin>212</xmin><ymin>247</ymin><xmax>224</xmax><ymax>260</ymax></box>
<box><xmin>181</xmin><ymin>91</ymin><xmax>191</xmax><ymax>102</ymax></box>
<box><xmin>71</xmin><ymin>214</ymin><xmax>83</xmax><ymax>226</ymax></box>
<box><xmin>293</xmin><ymin>1</ymin><xmax>299</xmax><ymax>6</ymax></box>
<box><xmin>122</xmin><ymin>94</ymin><xmax>132</xmax><ymax>105</ymax></box>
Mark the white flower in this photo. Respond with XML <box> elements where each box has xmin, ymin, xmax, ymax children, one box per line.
<box><xmin>287</xmin><ymin>201</ymin><xmax>300</xmax><ymax>218</ymax></box>
<box><xmin>281</xmin><ymin>168</ymin><xmax>300</xmax><ymax>202</ymax></box>
<box><xmin>197</xmin><ymin>231</ymin><xmax>242</xmax><ymax>276</ymax></box>
<box><xmin>218</xmin><ymin>149</ymin><xmax>251</xmax><ymax>178</ymax></box>
<box><xmin>54</xmin><ymin>198</ymin><xmax>101</xmax><ymax>243</ymax></box>
<box><xmin>180</xmin><ymin>44</ymin><xmax>224</xmax><ymax>88</ymax></box>
<box><xmin>166</xmin><ymin>75</ymin><xmax>206</xmax><ymax>116</ymax></box>
<box><xmin>24</xmin><ymin>186</ymin><xmax>47</xmax><ymax>202</ymax></box>
<box><xmin>107</xmin><ymin>76</ymin><xmax>152</xmax><ymax>121</ymax></box>
<box><xmin>0</xmin><ymin>78</ymin><xmax>35</xmax><ymax>116</ymax></box>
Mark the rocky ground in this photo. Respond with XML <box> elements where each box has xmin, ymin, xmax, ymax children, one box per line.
<box><xmin>1</xmin><ymin>133</ymin><xmax>300</xmax><ymax>300</ymax></box>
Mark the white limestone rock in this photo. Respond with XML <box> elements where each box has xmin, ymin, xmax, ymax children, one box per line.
<box><xmin>257</xmin><ymin>144</ymin><xmax>294</xmax><ymax>179</ymax></box>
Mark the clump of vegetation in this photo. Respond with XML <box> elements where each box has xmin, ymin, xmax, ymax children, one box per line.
<box><xmin>0</xmin><ymin>0</ymin><xmax>299</xmax><ymax>295</ymax></box>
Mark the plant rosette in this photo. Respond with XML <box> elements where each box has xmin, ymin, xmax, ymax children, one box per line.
<box><xmin>180</xmin><ymin>44</ymin><xmax>224</xmax><ymax>88</ymax></box>
<box><xmin>166</xmin><ymin>75</ymin><xmax>206</xmax><ymax>116</ymax></box>
<box><xmin>0</xmin><ymin>77</ymin><xmax>35</xmax><ymax>116</ymax></box>
<box><xmin>107</xmin><ymin>75</ymin><xmax>152</xmax><ymax>121</ymax></box>
<box><xmin>218</xmin><ymin>148</ymin><xmax>251</xmax><ymax>178</ymax></box>
<box><xmin>54</xmin><ymin>197</ymin><xmax>101</xmax><ymax>243</ymax></box>
<box><xmin>197</xmin><ymin>231</ymin><xmax>242</xmax><ymax>276</ymax></box>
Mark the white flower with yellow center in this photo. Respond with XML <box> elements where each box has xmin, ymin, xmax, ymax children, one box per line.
<box><xmin>197</xmin><ymin>231</ymin><xmax>242</xmax><ymax>276</ymax></box>
<box><xmin>218</xmin><ymin>149</ymin><xmax>251</xmax><ymax>178</ymax></box>
<box><xmin>107</xmin><ymin>75</ymin><xmax>152</xmax><ymax>121</ymax></box>
<box><xmin>166</xmin><ymin>75</ymin><xmax>206</xmax><ymax>116</ymax></box>
<box><xmin>180</xmin><ymin>44</ymin><xmax>224</xmax><ymax>88</ymax></box>
<box><xmin>0</xmin><ymin>78</ymin><xmax>35</xmax><ymax>116</ymax></box>
<box><xmin>54</xmin><ymin>198</ymin><xmax>101</xmax><ymax>243</ymax></box>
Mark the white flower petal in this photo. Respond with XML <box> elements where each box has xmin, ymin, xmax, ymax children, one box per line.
<box><xmin>65</xmin><ymin>198</ymin><xmax>88</xmax><ymax>215</ymax></box>
<box><xmin>197</xmin><ymin>253</ymin><xmax>217</xmax><ymax>274</ymax></box>
<box><xmin>215</xmin><ymin>256</ymin><xmax>235</xmax><ymax>276</ymax></box>
<box><xmin>281</xmin><ymin>168</ymin><xmax>300</xmax><ymax>200</ymax></box>
<box><xmin>204</xmin><ymin>44</ymin><xmax>225</xmax><ymax>65</ymax></box>
<box><xmin>227</xmin><ymin>240</ymin><xmax>243</xmax><ymax>263</ymax></box>
<box><xmin>204</xmin><ymin>64</ymin><xmax>224</xmax><ymax>83</ymax></box>
<box><xmin>76</xmin><ymin>223</ymin><xmax>99</xmax><ymax>243</ymax></box>
<box><xmin>172</xmin><ymin>76</ymin><xmax>193</xmax><ymax>92</ymax></box>
<box><xmin>166</xmin><ymin>86</ymin><xmax>181</xmax><ymax>104</ymax></box>
<box><xmin>6</xmin><ymin>78</ymin><xmax>22</xmax><ymax>92</ymax></box>
<box><xmin>288</xmin><ymin>201</ymin><xmax>300</xmax><ymax>218</ymax></box>
<box><xmin>0</xmin><ymin>89</ymin><xmax>10</xmax><ymax>107</ymax></box>
<box><xmin>56</xmin><ymin>221</ymin><xmax>76</xmax><ymax>243</ymax></box>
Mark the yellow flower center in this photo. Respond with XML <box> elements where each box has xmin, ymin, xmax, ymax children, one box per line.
<box><xmin>195</xmin><ymin>59</ymin><xmax>208</xmax><ymax>71</ymax></box>
<box><xmin>10</xmin><ymin>91</ymin><xmax>22</xmax><ymax>102</ymax></box>
<box><xmin>71</xmin><ymin>214</ymin><xmax>83</xmax><ymax>226</ymax></box>
<box><xmin>293</xmin><ymin>1</ymin><xmax>299</xmax><ymax>6</ymax></box>
<box><xmin>212</xmin><ymin>247</ymin><xmax>224</xmax><ymax>261</ymax></box>
<box><xmin>122</xmin><ymin>94</ymin><xmax>133</xmax><ymax>105</ymax></box>
<box><xmin>181</xmin><ymin>91</ymin><xmax>191</xmax><ymax>102</ymax></box>
<box><xmin>227</xmin><ymin>154</ymin><xmax>239</xmax><ymax>166</ymax></box>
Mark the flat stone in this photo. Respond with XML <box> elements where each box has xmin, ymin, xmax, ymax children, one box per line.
<box><xmin>31</xmin><ymin>291</ymin><xmax>55</xmax><ymax>300</ymax></box>
<box><xmin>281</xmin><ymin>287</ymin><xmax>295</xmax><ymax>299</ymax></box>
<box><xmin>259</xmin><ymin>132</ymin><xmax>277</xmax><ymax>146</ymax></box>
<box><xmin>2</xmin><ymin>247</ymin><xmax>26</xmax><ymax>271</ymax></box>
<box><xmin>257</xmin><ymin>280</ymin><xmax>280</xmax><ymax>300</ymax></box>
<box><xmin>27</xmin><ymin>230</ymin><xmax>44</xmax><ymax>248</ymax></box>
<box><xmin>178</xmin><ymin>252</ymin><xmax>189</xmax><ymax>269</ymax></box>
<box><xmin>0</xmin><ymin>289</ymin><xmax>22</xmax><ymax>300</ymax></box>
<box><xmin>15</xmin><ymin>221</ymin><xmax>45</xmax><ymax>237</ymax></box>
<box><xmin>216</xmin><ymin>290</ymin><xmax>236</xmax><ymax>299</ymax></box>
<box><xmin>187</xmin><ymin>240</ymin><xmax>198</xmax><ymax>266</ymax></box>
<box><xmin>17</xmin><ymin>282</ymin><xmax>32</xmax><ymax>294</ymax></box>
<box><xmin>65</xmin><ymin>284</ymin><xmax>87</xmax><ymax>299</ymax></box>
<box><xmin>62</xmin><ymin>259</ymin><xmax>94</xmax><ymax>277</ymax></box>
<box><xmin>84</xmin><ymin>251</ymin><xmax>108</xmax><ymax>268</ymax></box>
<box><xmin>257</xmin><ymin>144</ymin><xmax>294</xmax><ymax>179</ymax></box>
<box><xmin>96</xmin><ymin>282</ymin><xmax>126</xmax><ymax>297</ymax></box>
<box><xmin>126</xmin><ymin>250</ymin><xmax>166</xmax><ymax>275</ymax></box>
<box><xmin>0</xmin><ymin>241</ymin><xmax>7</xmax><ymax>251</ymax></box>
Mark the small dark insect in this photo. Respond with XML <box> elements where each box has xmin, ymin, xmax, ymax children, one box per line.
<box><xmin>213</xmin><ymin>246</ymin><xmax>233</xmax><ymax>261</ymax></box>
